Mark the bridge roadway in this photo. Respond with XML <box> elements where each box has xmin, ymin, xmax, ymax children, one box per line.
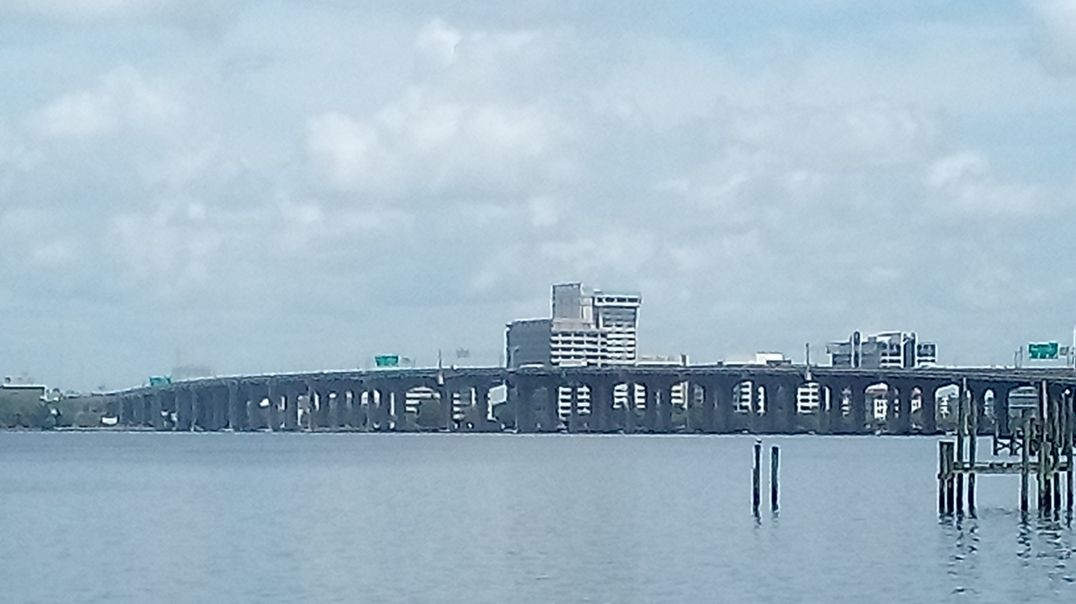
<box><xmin>90</xmin><ymin>365</ymin><xmax>1076</xmax><ymax>435</ymax></box>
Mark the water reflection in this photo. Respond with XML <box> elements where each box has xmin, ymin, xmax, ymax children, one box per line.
<box><xmin>942</xmin><ymin>510</ymin><xmax>1075</xmax><ymax>593</ymax></box>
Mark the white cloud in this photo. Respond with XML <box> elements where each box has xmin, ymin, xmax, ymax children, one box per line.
<box><xmin>0</xmin><ymin>207</ymin><xmax>77</xmax><ymax>270</ymax></box>
<box><xmin>306</xmin><ymin>91</ymin><xmax>572</xmax><ymax>199</ymax></box>
<box><xmin>415</xmin><ymin>19</ymin><xmax>463</xmax><ymax>67</ymax></box>
<box><xmin>1027</xmin><ymin>0</ymin><xmax>1076</xmax><ymax>72</ymax></box>
<box><xmin>306</xmin><ymin>112</ymin><xmax>393</xmax><ymax>192</ymax></box>
<box><xmin>107</xmin><ymin>201</ymin><xmax>224</xmax><ymax>286</ymax></box>
<box><xmin>3</xmin><ymin>0</ymin><xmax>161</xmax><ymax>19</ymax></box>
<box><xmin>927</xmin><ymin>152</ymin><xmax>1044</xmax><ymax>216</ymax></box>
<box><xmin>527</xmin><ymin>196</ymin><xmax>560</xmax><ymax>228</ymax></box>
<box><xmin>31</xmin><ymin>66</ymin><xmax>183</xmax><ymax>140</ymax></box>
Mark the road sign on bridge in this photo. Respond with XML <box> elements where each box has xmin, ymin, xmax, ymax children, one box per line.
<box><xmin>1028</xmin><ymin>342</ymin><xmax>1060</xmax><ymax>360</ymax></box>
<box><xmin>374</xmin><ymin>355</ymin><xmax>400</xmax><ymax>368</ymax></box>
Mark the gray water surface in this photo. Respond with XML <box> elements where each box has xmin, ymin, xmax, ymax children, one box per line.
<box><xmin>1</xmin><ymin>433</ymin><xmax>1073</xmax><ymax>603</ymax></box>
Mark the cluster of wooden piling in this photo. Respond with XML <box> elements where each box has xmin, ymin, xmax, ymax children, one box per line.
<box><xmin>938</xmin><ymin>379</ymin><xmax>1074</xmax><ymax>515</ymax></box>
<box><xmin>752</xmin><ymin>440</ymin><xmax>780</xmax><ymax>515</ymax></box>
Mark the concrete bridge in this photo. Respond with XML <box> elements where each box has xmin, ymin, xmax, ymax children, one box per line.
<box><xmin>87</xmin><ymin>365</ymin><xmax>1076</xmax><ymax>435</ymax></box>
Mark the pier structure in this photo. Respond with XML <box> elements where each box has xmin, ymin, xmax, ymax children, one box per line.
<box><xmin>88</xmin><ymin>365</ymin><xmax>1076</xmax><ymax>436</ymax></box>
<box><xmin>938</xmin><ymin>379</ymin><xmax>1075</xmax><ymax>515</ymax></box>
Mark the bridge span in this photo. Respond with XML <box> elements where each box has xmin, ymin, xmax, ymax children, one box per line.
<box><xmin>84</xmin><ymin>365</ymin><xmax>1076</xmax><ymax>436</ymax></box>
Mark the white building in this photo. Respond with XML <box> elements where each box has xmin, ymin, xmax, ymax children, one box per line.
<box><xmin>507</xmin><ymin>282</ymin><xmax>643</xmax><ymax>420</ymax></box>
<box><xmin>827</xmin><ymin>331</ymin><xmax>937</xmax><ymax>369</ymax></box>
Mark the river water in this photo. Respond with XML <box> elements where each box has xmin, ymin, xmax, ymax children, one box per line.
<box><xmin>0</xmin><ymin>432</ymin><xmax>1073</xmax><ymax>603</ymax></box>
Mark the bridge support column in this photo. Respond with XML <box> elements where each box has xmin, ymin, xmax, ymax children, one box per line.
<box><xmin>782</xmin><ymin>381</ymin><xmax>799</xmax><ymax>433</ymax></box>
<box><xmin>716</xmin><ymin>381</ymin><xmax>734</xmax><ymax>433</ymax></box>
<box><xmin>320</xmin><ymin>388</ymin><xmax>334</xmax><ymax>430</ymax></box>
<box><xmin>393</xmin><ymin>390</ymin><xmax>408</xmax><ymax>432</ymax></box>
<box><xmin>244</xmin><ymin>388</ymin><xmax>264</xmax><ymax>430</ymax></box>
<box><xmin>229</xmin><ymin>384</ymin><xmax>247</xmax><ymax>431</ymax></box>
<box><xmin>159</xmin><ymin>391</ymin><xmax>176</xmax><ymax>430</ymax></box>
<box><xmin>475</xmin><ymin>384</ymin><xmax>490</xmax><ymax>430</ymax></box>
<box><xmin>436</xmin><ymin>383</ymin><xmax>453</xmax><ymax>431</ymax></box>
<box><xmin>827</xmin><ymin>384</ymin><xmax>845</xmax><ymax>433</ymax></box>
<box><xmin>175</xmin><ymin>389</ymin><xmax>193</xmax><ymax>431</ymax></box>
<box><xmin>762</xmin><ymin>383</ymin><xmax>777</xmax><ymax>432</ymax></box>
<box><xmin>975</xmin><ymin>386</ymin><xmax>990</xmax><ymax>436</ymax></box>
<box><xmin>355</xmin><ymin>387</ymin><xmax>372</xmax><ymax>430</ymax></box>
<box><xmin>658</xmin><ymin>382</ymin><xmax>674</xmax><ymax>433</ymax></box>
<box><xmin>288</xmin><ymin>387</ymin><xmax>301</xmax><ymax>431</ymax></box>
<box><xmin>211</xmin><ymin>387</ymin><xmax>229</xmax><ymax>431</ymax></box>
<box><xmin>588</xmin><ymin>379</ymin><xmax>612</xmax><ymax>432</ymax></box>
<box><xmin>622</xmin><ymin>383</ymin><xmax>637</xmax><ymax>434</ymax></box>
<box><xmin>884</xmin><ymin>386</ymin><xmax>897</xmax><ymax>432</ymax></box>
<box><xmin>149</xmin><ymin>392</ymin><xmax>164</xmax><ymax>430</ymax></box>
<box><xmin>119</xmin><ymin>396</ymin><xmax>131</xmax><ymax>426</ymax></box>
<box><xmin>334</xmin><ymin>385</ymin><xmax>350</xmax><ymax>430</ymax></box>
<box><xmin>850</xmin><ymin>383</ymin><xmax>867</xmax><ymax>434</ymax></box>
<box><xmin>642</xmin><ymin>383</ymin><xmax>658</xmax><ymax>433</ymax></box>
<box><xmin>513</xmin><ymin>383</ymin><xmax>535</xmax><ymax>433</ymax></box>
<box><xmin>922</xmin><ymin>386</ymin><xmax>938</xmax><ymax>434</ymax></box>
<box><xmin>896</xmin><ymin>384</ymin><xmax>912</xmax><ymax>435</ymax></box>
<box><xmin>364</xmin><ymin>388</ymin><xmax>377</xmax><ymax>431</ymax></box>
<box><xmin>366</xmin><ymin>389</ymin><xmax>379</xmax><ymax>431</ymax></box>
<box><xmin>748</xmin><ymin>382</ymin><xmax>763</xmax><ymax>433</ymax></box>
<box><xmin>131</xmin><ymin>395</ymin><xmax>145</xmax><ymax>427</ymax></box>
<box><xmin>993</xmin><ymin>386</ymin><xmax>1011</xmax><ymax>437</ymax></box>
<box><xmin>144</xmin><ymin>394</ymin><xmax>157</xmax><ymax>428</ymax></box>
<box><xmin>764</xmin><ymin>382</ymin><xmax>794</xmax><ymax>433</ymax></box>
<box><xmin>380</xmin><ymin>389</ymin><xmax>393</xmax><ymax>432</ymax></box>
<box><xmin>198</xmin><ymin>390</ymin><xmax>211</xmax><ymax>431</ymax></box>
<box><xmin>683</xmin><ymin>382</ymin><xmax>696</xmax><ymax>432</ymax></box>
<box><xmin>698</xmin><ymin>382</ymin><xmax>715</xmax><ymax>433</ymax></box>
<box><xmin>540</xmin><ymin>381</ymin><xmax>560</xmax><ymax>432</ymax></box>
<box><xmin>351</xmin><ymin>387</ymin><xmax>368</xmax><ymax>430</ymax></box>
<box><xmin>267</xmin><ymin>384</ymin><xmax>283</xmax><ymax>431</ymax></box>
<box><xmin>315</xmin><ymin>387</ymin><xmax>331</xmax><ymax>431</ymax></box>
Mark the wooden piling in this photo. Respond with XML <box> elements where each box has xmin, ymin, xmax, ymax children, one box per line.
<box><xmin>968</xmin><ymin>386</ymin><xmax>978</xmax><ymax>513</ymax></box>
<box><xmin>955</xmin><ymin>383</ymin><xmax>965</xmax><ymax>514</ymax></box>
<box><xmin>770</xmin><ymin>445</ymin><xmax>780</xmax><ymax>511</ymax></box>
<box><xmin>752</xmin><ymin>441</ymin><xmax>761</xmax><ymax>515</ymax></box>
<box><xmin>938</xmin><ymin>441</ymin><xmax>948</xmax><ymax>514</ymax></box>
<box><xmin>1021</xmin><ymin>412</ymin><xmax>1030</xmax><ymax>513</ymax></box>
<box><xmin>1066</xmin><ymin>392</ymin><xmax>1074</xmax><ymax>514</ymax></box>
<box><xmin>1052</xmin><ymin>394</ymin><xmax>1062</xmax><ymax>512</ymax></box>
<box><xmin>938</xmin><ymin>441</ymin><xmax>955</xmax><ymax>514</ymax></box>
<box><xmin>1037</xmin><ymin>382</ymin><xmax>1046</xmax><ymax>513</ymax></box>
<box><xmin>945</xmin><ymin>441</ymin><xmax>956</xmax><ymax>514</ymax></box>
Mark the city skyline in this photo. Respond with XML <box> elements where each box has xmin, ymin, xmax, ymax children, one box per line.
<box><xmin>4</xmin><ymin>2</ymin><xmax>1076</xmax><ymax>389</ymax></box>
<box><xmin>11</xmin><ymin>278</ymin><xmax>1076</xmax><ymax>392</ymax></box>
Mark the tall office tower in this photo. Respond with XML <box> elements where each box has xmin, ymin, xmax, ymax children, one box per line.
<box><xmin>506</xmin><ymin>282</ymin><xmax>643</xmax><ymax>420</ymax></box>
<box><xmin>507</xmin><ymin>283</ymin><xmax>642</xmax><ymax>369</ymax></box>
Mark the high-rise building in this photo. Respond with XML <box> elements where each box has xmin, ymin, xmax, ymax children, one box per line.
<box><xmin>826</xmin><ymin>331</ymin><xmax>937</xmax><ymax>369</ymax></box>
<box><xmin>507</xmin><ymin>282</ymin><xmax>642</xmax><ymax>420</ymax></box>
<box><xmin>507</xmin><ymin>283</ymin><xmax>641</xmax><ymax>370</ymax></box>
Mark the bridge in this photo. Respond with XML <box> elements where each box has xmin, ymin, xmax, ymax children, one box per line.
<box><xmin>79</xmin><ymin>365</ymin><xmax>1076</xmax><ymax>436</ymax></box>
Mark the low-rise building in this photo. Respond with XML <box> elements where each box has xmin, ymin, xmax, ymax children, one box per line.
<box><xmin>827</xmin><ymin>331</ymin><xmax>936</xmax><ymax>369</ymax></box>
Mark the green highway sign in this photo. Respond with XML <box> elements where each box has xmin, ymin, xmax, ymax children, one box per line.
<box><xmin>1028</xmin><ymin>342</ymin><xmax>1060</xmax><ymax>360</ymax></box>
<box><xmin>374</xmin><ymin>354</ymin><xmax>400</xmax><ymax>368</ymax></box>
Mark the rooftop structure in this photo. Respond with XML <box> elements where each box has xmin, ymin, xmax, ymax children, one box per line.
<box><xmin>827</xmin><ymin>331</ymin><xmax>936</xmax><ymax>369</ymax></box>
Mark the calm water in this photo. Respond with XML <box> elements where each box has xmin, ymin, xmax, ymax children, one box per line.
<box><xmin>1</xmin><ymin>433</ymin><xmax>1073</xmax><ymax>603</ymax></box>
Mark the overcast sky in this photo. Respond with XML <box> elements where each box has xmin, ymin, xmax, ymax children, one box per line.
<box><xmin>3</xmin><ymin>1</ymin><xmax>1076</xmax><ymax>389</ymax></box>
